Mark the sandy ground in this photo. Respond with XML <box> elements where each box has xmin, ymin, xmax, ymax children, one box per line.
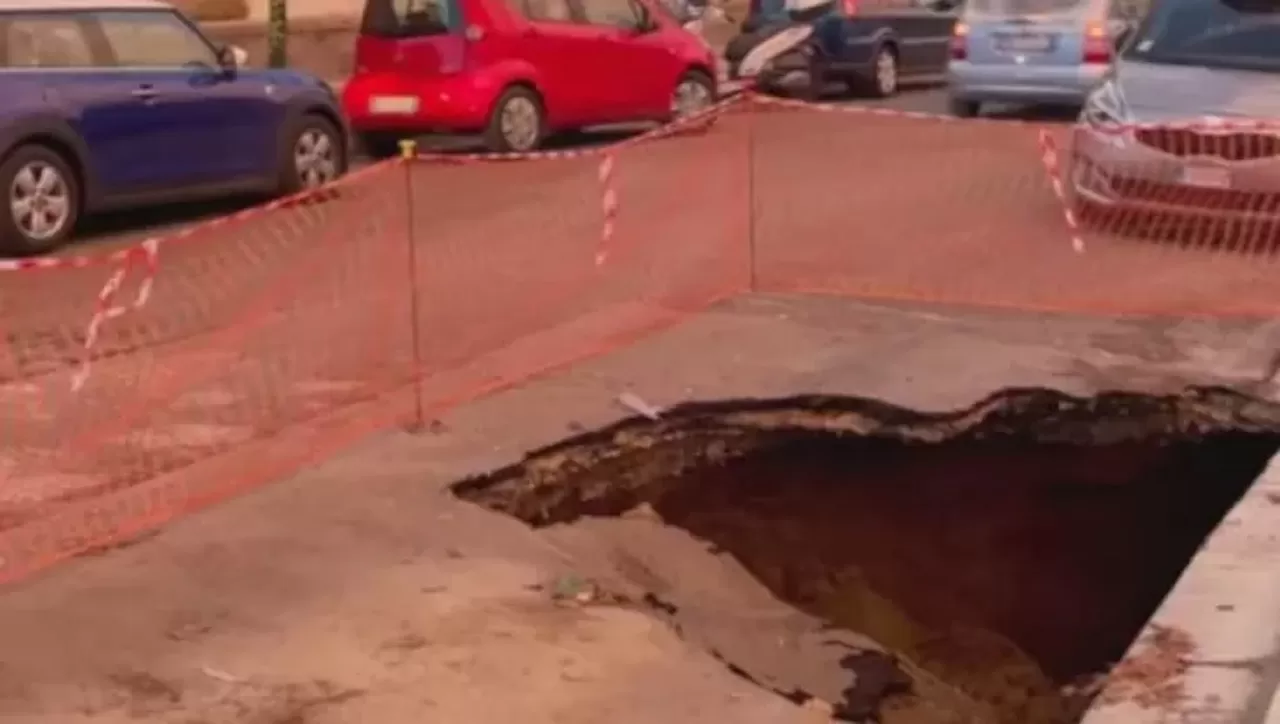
<box><xmin>1</xmin><ymin>292</ymin><xmax>1278</xmax><ymax>723</ymax></box>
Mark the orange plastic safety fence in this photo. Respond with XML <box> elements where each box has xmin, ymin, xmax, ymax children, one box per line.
<box><xmin>5</xmin><ymin>95</ymin><xmax>1280</xmax><ymax>584</ymax></box>
<box><xmin>404</xmin><ymin>110</ymin><xmax>749</xmax><ymax>418</ymax></box>
<box><xmin>747</xmin><ymin>99</ymin><xmax>1280</xmax><ymax>317</ymax></box>
<box><xmin>0</xmin><ymin>161</ymin><xmax>414</xmax><ymax>581</ymax></box>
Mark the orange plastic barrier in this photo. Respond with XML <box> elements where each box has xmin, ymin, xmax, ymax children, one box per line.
<box><xmin>1</xmin><ymin>94</ymin><xmax>1278</xmax><ymax>583</ymax></box>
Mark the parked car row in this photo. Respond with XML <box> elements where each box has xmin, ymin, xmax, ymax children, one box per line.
<box><xmin>0</xmin><ymin>0</ymin><xmax>718</xmax><ymax>254</ymax></box>
<box><xmin>720</xmin><ymin>0</ymin><xmax>1137</xmax><ymax>112</ymax></box>
<box><xmin>721</xmin><ymin>0</ymin><xmax>1280</xmax><ymax>235</ymax></box>
<box><xmin>2</xmin><ymin>0</ymin><xmax>1271</xmax><ymax>256</ymax></box>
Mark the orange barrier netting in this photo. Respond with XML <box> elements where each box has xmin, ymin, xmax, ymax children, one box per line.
<box><xmin>1</xmin><ymin>94</ymin><xmax>1278</xmax><ymax>583</ymax></box>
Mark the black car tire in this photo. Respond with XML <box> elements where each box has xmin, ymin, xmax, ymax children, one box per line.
<box><xmin>484</xmin><ymin>86</ymin><xmax>546</xmax><ymax>154</ymax></box>
<box><xmin>797</xmin><ymin>60</ymin><xmax>826</xmax><ymax>102</ymax></box>
<box><xmin>0</xmin><ymin>143</ymin><xmax>80</xmax><ymax>257</ymax></box>
<box><xmin>671</xmin><ymin>69</ymin><xmax>717</xmax><ymax>121</ymax></box>
<box><xmin>949</xmin><ymin>98</ymin><xmax>982</xmax><ymax>118</ymax></box>
<box><xmin>279</xmin><ymin>114</ymin><xmax>347</xmax><ymax>196</ymax></box>
<box><xmin>865</xmin><ymin>45</ymin><xmax>899</xmax><ymax>98</ymax></box>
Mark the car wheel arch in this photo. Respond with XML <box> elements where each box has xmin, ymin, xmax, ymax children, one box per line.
<box><xmin>489</xmin><ymin>80</ymin><xmax>545</xmax><ymax>120</ymax></box>
<box><xmin>0</xmin><ymin>118</ymin><xmax>95</xmax><ymax>207</ymax></box>
<box><xmin>275</xmin><ymin>104</ymin><xmax>348</xmax><ymax>193</ymax></box>
<box><xmin>876</xmin><ymin>36</ymin><xmax>899</xmax><ymax>60</ymax></box>
<box><xmin>683</xmin><ymin>63</ymin><xmax>715</xmax><ymax>86</ymax></box>
<box><xmin>299</xmin><ymin>105</ymin><xmax>348</xmax><ymax>159</ymax></box>
<box><xmin>276</xmin><ymin>103</ymin><xmax>348</xmax><ymax>169</ymax></box>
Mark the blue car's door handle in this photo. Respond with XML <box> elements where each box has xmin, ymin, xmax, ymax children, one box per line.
<box><xmin>130</xmin><ymin>85</ymin><xmax>158</xmax><ymax>100</ymax></box>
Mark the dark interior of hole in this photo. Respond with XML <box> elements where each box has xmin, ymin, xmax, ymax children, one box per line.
<box><xmin>653</xmin><ymin>433</ymin><xmax>1274</xmax><ymax>684</ymax></box>
<box><xmin>457</xmin><ymin>415</ymin><xmax>1280</xmax><ymax>723</ymax></box>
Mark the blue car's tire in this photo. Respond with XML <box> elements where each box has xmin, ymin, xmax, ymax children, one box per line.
<box><xmin>860</xmin><ymin>44</ymin><xmax>899</xmax><ymax>98</ymax></box>
<box><xmin>280</xmin><ymin>114</ymin><xmax>346</xmax><ymax>196</ymax></box>
<box><xmin>0</xmin><ymin>143</ymin><xmax>80</xmax><ymax>256</ymax></box>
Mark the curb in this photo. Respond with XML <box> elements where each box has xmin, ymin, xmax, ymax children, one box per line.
<box><xmin>1079</xmin><ymin>453</ymin><xmax>1280</xmax><ymax>724</ymax></box>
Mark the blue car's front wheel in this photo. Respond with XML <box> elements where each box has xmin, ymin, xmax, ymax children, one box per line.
<box><xmin>0</xmin><ymin>144</ymin><xmax>80</xmax><ymax>257</ymax></box>
<box><xmin>280</xmin><ymin>115</ymin><xmax>346</xmax><ymax>196</ymax></box>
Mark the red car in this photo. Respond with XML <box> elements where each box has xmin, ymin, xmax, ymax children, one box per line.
<box><xmin>345</xmin><ymin>0</ymin><xmax>719</xmax><ymax>154</ymax></box>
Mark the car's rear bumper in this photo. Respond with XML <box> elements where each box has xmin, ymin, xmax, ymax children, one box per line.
<box><xmin>1070</xmin><ymin>126</ymin><xmax>1280</xmax><ymax>224</ymax></box>
<box><xmin>342</xmin><ymin>72</ymin><xmax>495</xmax><ymax>133</ymax></box>
<box><xmin>947</xmin><ymin>61</ymin><xmax>1106</xmax><ymax>106</ymax></box>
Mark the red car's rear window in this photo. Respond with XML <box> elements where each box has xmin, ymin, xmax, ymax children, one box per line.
<box><xmin>360</xmin><ymin>0</ymin><xmax>462</xmax><ymax>36</ymax></box>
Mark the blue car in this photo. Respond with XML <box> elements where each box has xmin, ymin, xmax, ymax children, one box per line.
<box><xmin>0</xmin><ymin>0</ymin><xmax>349</xmax><ymax>255</ymax></box>
<box><xmin>724</xmin><ymin>0</ymin><xmax>960</xmax><ymax>99</ymax></box>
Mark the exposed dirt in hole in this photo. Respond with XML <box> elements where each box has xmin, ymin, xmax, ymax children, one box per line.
<box><xmin>453</xmin><ymin>388</ymin><xmax>1280</xmax><ymax>724</ymax></box>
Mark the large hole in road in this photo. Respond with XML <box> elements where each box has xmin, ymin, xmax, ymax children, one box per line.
<box><xmin>452</xmin><ymin>388</ymin><xmax>1280</xmax><ymax>724</ymax></box>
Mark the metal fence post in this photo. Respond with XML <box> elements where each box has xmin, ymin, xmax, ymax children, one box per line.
<box><xmin>399</xmin><ymin>139</ymin><xmax>427</xmax><ymax>431</ymax></box>
<box><xmin>746</xmin><ymin>93</ymin><xmax>759</xmax><ymax>293</ymax></box>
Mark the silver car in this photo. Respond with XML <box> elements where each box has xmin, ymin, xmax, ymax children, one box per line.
<box><xmin>945</xmin><ymin>0</ymin><xmax>1140</xmax><ymax>116</ymax></box>
<box><xmin>1069</xmin><ymin>0</ymin><xmax>1280</xmax><ymax>226</ymax></box>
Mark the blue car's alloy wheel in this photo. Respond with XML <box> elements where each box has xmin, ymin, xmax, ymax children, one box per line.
<box><xmin>0</xmin><ymin>145</ymin><xmax>79</xmax><ymax>256</ymax></box>
<box><xmin>280</xmin><ymin>116</ymin><xmax>346</xmax><ymax>196</ymax></box>
<box><xmin>294</xmin><ymin>127</ymin><xmax>341</xmax><ymax>190</ymax></box>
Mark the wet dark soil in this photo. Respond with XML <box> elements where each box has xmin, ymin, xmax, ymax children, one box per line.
<box><xmin>453</xmin><ymin>390</ymin><xmax>1280</xmax><ymax>723</ymax></box>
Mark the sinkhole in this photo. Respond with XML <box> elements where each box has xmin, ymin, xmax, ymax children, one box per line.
<box><xmin>452</xmin><ymin>388</ymin><xmax>1280</xmax><ymax>724</ymax></box>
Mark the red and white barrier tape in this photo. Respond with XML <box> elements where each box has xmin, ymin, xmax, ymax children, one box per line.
<box><xmin>750</xmin><ymin>91</ymin><xmax>1280</xmax><ymax>135</ymax></box>
<box><xmin>70</xmin><ymin>238</ymin><xmax>160</xmax><ymax>392</ymax></box>
<box><xmin>406</xmin><ymin>96</ymin><xmax>745</xmax><ymax>266</ymax></box>
<box><xmin>596</xmin><ymin>153</ymin><xmax>618</xmax><ymax>266</ymax></box>
<box><xmin>410</xmin><ymin>93</ymin><xmax>748</xmax><ymax>166</ymax></box>
<box><xmin>0</xmin><ymin>162</ymin><xmax>392</xmax><ymax>391</ymax></box>
<box><xmin>747</xmin><ymin>93</ymin><xmax>999</xmax><ymax>125</ymax></box>
<box><xmin>0</xmin><ymin>160</ymin><xmax>392</xmax><ymax>278</ymax></box>
<box><xmin>1037</xmin><ymin>129</ymin><xmax>1085</xmax><ymax>255</ymax></box>
<box><xmin>1086</xmin><ymin>116</ymin><xmax>1280</xmax><ymax>134</ymax></box>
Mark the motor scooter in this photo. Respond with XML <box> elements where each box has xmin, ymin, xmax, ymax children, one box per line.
<box><xmin>723</xmin><ymin>0</ymin><xmax>838</xmax><ymax>96</ymax></box>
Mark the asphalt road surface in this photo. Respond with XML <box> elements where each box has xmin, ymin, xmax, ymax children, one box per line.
<box><xmin>60</xmin><ymin>85</ymin><xmax>1079</xmax><ymax>259</ymax></box>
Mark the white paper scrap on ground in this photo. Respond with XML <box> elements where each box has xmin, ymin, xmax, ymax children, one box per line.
<box><xmin>617</xmin><ymin>392</ymin><xmax>663</xmax><ymax>420</ymax></box>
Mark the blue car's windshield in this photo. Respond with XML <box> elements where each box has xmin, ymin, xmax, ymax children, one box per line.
<box><xmin>1123</xmin><ymin>0</ymin><xmax>1280</xmax><ymax>72</ymax></box>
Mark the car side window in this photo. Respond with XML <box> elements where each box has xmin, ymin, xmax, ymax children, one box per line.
<box><xmin>578</xmin><ymin>0</ymin><xmax>645</xmax><ymax>28</ymax></box>
<box><xmin>94</xmin><ymin>10</ymin><xmax>220</xmax><ymax>68</ymax></box>
<box><xmin>519</xmin><ymin>0</ymin><xmax>575</xmax><ymax>21</ymax></box>
<box><xmin>1</xmin><ymin>14</ymin><xmax>95</xmax><ymax>68</ymax></box>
